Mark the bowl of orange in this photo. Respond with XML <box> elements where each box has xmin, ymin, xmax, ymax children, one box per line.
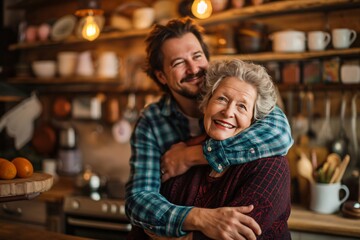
<box><xmin>0</xmin><ymin>157</ymin><xmax>33</xmax><ymax>180</ymax></box>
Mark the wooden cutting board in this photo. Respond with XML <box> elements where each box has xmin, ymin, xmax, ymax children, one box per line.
<box><xmin>0</xmin><ymin>172</ymin><xmax>53</xmax><ymax>198</ymax></box>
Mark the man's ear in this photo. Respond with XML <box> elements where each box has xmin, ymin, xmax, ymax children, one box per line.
<box><xmin>155</xmin><ymin>70</ymin><xmax>167</xmax><ymax>85</ymax></box>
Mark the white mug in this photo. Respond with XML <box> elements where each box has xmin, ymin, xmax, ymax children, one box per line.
<box><xmin>97</xmin><ymin>51</ymin><xmax>119</xmax><ymax>78</ymax></box>
<box><xmin>76</xmin><ymin>51</ymin><xmax>94</xmax><ymax>77</ymax></box>
<box><xmin>57</xmin><ymin>51</ymin><xmax>78</xmax><ymax>77</ymax></box>
<box><xmin>332</xmin><ymin>28</ymin><xmax>357</xmax><ymax>49</ymax></box>
<box><xmin>310</xmin><ymin>182</ymin><xmax>349</xmax><ymax>214</ymax></box>
<box><xmin>133</xmin><ymin>7</ymin><xmax>155</xmax><ymax>29</ymax></box>
<box><xmin>307</xmin><ymin>31</ymin><xmax>331</xmax><ymax>51</ymax></box>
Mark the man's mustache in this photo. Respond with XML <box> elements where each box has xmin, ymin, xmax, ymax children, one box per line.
<box><xmin>181</xmin><ymin>69</ymin><xmax>206</xmax><ymax>83</ymax></box>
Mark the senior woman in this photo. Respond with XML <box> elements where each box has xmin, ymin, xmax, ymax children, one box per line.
<box><xmin>143</xmin><ymin>59</ymin><xmax>291</xmax><ymax>240</ymax></box>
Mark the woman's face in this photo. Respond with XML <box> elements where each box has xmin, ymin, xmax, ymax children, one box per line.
<box><xmin>203</xmin><ymin>77</ymin><xmax>257</xmax><ymax>140</ymax></box>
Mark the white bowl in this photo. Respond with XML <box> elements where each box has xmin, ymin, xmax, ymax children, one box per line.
<box><xmin>269</xmin><ymin>30</ymin><xmax>306</xmax><ymax>52</ymax></box>
<box><xmin>32</xmin><ymin>60</ymin><xmax>57</xmax><ymax>78</ymax></box>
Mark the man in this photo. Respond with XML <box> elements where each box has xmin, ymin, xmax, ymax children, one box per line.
<box><xmin>125</xmin><ymin>17</ymin><xmax>293</xmax><ymax>239</ymax></box>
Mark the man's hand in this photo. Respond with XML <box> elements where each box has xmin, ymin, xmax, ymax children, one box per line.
<box><xmin>145</xmin><ymin>230</ymin><xmax>193</xmax><ymax>240</ymax></box>
<box><xmin>183</xmin><ymin>205</ymin><xmax>261</xmax><ymax>240</ymax></box>
<box><xmin>161</xmin><ymin>134</ymin><xmax>208</xmax><ymax>182</ymax></box>
<box><xmin>161</xmin><ymin>142</ymin><xmax>192</xmax><ymax>182</ymax></box>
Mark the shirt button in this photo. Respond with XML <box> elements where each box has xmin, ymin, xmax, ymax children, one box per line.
<box><xmin>207</xmin><ymin>146</ymin><xmax>212</xmax><ymax>152</ymax></box>
<box><xmin>218</xmin><ymin>165</ymin><xmax>223</xmax><ymax>171</ymax></box>
<box><xmin>250</xmin><ymin>148</ymin><xmax>255</xmax><ymax>154</ymax></box>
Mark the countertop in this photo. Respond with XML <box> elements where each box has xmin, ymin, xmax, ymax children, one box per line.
<box><xmin>289</xmin><ymin>205</ymin><xmax>360</xmax><ymax>238</ymax></box>
<box><xmin>35</xmin><ymin>177</ymin><xmax>360</xmax><ymax>238</ymax></box>
<box><xmin>0</xmin><ymin>220</ymin><xmax>90</xmax><ymax>240</ymax></box>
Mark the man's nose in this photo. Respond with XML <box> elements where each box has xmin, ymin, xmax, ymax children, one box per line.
<box><xmin>186</xmin><ymin>60</ymin><xmax>199</xmax><ymax>74</ymax></box>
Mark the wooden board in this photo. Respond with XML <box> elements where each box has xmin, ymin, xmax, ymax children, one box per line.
<box><xmin>0</xmin><ymin>172</ymin><xmax>53</xmax><ymax>197</ymax></box>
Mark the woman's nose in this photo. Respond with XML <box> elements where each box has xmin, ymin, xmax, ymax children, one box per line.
<box><xmin>222</xmin><ymin>104</ymin><xmax>235</xmax><ymax>118</ymax></box>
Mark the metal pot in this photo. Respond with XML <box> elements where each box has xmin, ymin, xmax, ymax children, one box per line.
<box><xmin>269</xmin><ymin>30</ymin><xmax>306</xmax><ymax>52</ymax></box>
<box><xmin>75</xmin><ymin>165</ymin><xmax>106</xmax><ymax>192</ymax></box>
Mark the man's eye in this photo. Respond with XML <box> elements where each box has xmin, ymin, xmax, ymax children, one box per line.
<box><xmin>194</xmin><ymin>54</ymin><xmax>203</xmax><ymax>60</ymax></box>
<box><xmin>172</xmin><ymin>61</ymin><xmax>185</xmax><ymax>68</ymax></box>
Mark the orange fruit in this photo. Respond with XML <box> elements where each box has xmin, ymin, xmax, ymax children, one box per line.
<box><xmin>0</xmin><ymin>158</ymin><xmax>8</xmax><ymax>164</ymax></box>
<box><xmin>0</xmin><ymin>159</ymin><xmax>17</xmax><ymax>180</ymax></box>
<box><xmin>12</xmin><ymin>157</ymin><xmax>34</xmax><ymax>178</ymax></box>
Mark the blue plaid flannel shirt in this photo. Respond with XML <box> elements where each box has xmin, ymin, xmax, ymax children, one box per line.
<box><xmin>125</xmin><ymin>94</ymin><xmax>293</xmax><ymax>237</ymax></box>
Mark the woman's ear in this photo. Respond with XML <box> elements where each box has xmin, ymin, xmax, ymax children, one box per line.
<box><xmin>155</xmin><ymin>70</ymin><xmax>167</xmax><ymax>85</ymax></box>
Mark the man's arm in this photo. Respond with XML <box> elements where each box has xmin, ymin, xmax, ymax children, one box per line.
<box><xmin>205</xmin><ymin>106</ymin><xmax>293</xmax><ymax>172</ymax></box>
<box><xmin>161</xmin><ymin>106</ymin><xmax>293</xmax><ymax>181</ymax></box>
<box><xmin>126</xmin><ymin>116</ymin><xmax>260</xmax><ymax>238</ymax></box>
<box><xmin>125</xmin><ymin>117</ymin><xmax>192</xmax><ymax>237</ymax></box>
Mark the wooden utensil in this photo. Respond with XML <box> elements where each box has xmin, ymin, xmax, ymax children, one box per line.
<box><xmin>297</xmin><ymin>152</ymin><xmax>315</xmax><ymax>184</ymax></box>
<box><xmin>335</xmin><ymin>155</ymin><xmax>351</xmax><ymax>183</ymax></box>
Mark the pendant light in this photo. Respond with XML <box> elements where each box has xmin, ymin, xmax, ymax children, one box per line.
<box><xmin>75</xmin><ymin>0</ymin><xmax>104</xmax><ymax>41</ymax></box>
<box><xmin>191</xmin><ymin>0</ymin><xmax>213</xmax><ymax>19</ymax></box>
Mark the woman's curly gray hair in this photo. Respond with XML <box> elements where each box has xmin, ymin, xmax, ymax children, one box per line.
<box><xmin>199</xmin><ymin>59</ymin><xmax>277</xmax><ymax>121</ymax></box>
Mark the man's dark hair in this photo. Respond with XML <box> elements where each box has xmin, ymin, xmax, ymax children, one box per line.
<box><xmin>144</xmin><ymin>17</ymin><xmax>210</xmax><ymax>91</ymax></box>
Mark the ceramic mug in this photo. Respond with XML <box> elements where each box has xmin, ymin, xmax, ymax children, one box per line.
<box><xmin>307</xmin><ymin>31</ymin><xmax>331</xmax><ymax>51</ymax></box>
<box><xmin>133</xmin><ymin>7</ymin><xmax>155</xmax><ymax>29</ymax></box>
<box><xmin>57</xmin><ymin>51</ymin><xmax>78</xmax><ymax>77</ymax></box>
<box><xmin>97</xmin><ymin>51</ymin><xmax>119</xmax><ymax>78</ymax></box>
<box><xmin>76</xmin><ymin>51</ymin><xmax>94</xmax><ymax>77</ymax></box>
<box><xmin>332</xmin><ymin>28</ymin><xmax>357</xmax><ymax>49</ymax></box>
<box><xmin>310</xmin><ymin>182</ymin><xmax>349</xmax><ymax>214</ymax></box>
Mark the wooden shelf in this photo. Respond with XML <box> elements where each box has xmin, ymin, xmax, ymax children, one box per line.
<box><xmin>212</xmin><ymin>48</ymin><xmax>360</xmax><ymax>62</ymax></box>
<box><xmin>8</xmin><ymin>0</ymin><xmax>360</xmax><ymax>51</ymax></box>
<box><xmin>277</xmin><ymin>83</ymin><xmax>360</xmax><ymax>92</ymax></box>
<box><xmin>8</xmin><ymin>29</ymin><xmax>149</xmax><ymax>51</ymax></box>
<box><xmin>7</xmin><ymin>76</ymin><xmax>122</xmax><ymax>85</ymax></box>
<box><xmin>6</xmin><ymin>77</ymin><xmax>161</xmax><ymax>94</ymax></box>
<box><xmin>199</xmin><ymin>0</ymin><xmax>360</xmax><ymax>26</ymax></box>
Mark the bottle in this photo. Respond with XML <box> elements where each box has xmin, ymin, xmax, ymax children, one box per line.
<box><xmin>57</xmin><ymin>125</ymin><xmax>82</xmax><ymax>175</ymax></box>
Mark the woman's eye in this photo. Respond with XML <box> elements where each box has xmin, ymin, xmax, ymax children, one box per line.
<box><xmin>238</xmin><ymin>103</ymin><xmax>247</xmax><ymax>111</ymax></box>
<box><xmin>217</xmin><ymin>96</ymin><xmax>227</xmax><ymax>102</ymax></box>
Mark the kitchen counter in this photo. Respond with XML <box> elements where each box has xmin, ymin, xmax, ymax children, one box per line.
<box><xmin>37</xmin><ymin>176</ymin><xmax>76</xmax><ymax>203</ymax></box>
<box><xmin>289</xmin><ymin>205</ymin><xmax>360</xmax><ymax>238</ymax></box>
<box><xmin>0</xmin><ymin>220</ymin><xmax>89</xmax><ymax>240</ymax></box>
<box><xmin>36</xmin><ymin>177</ymin><xmax>360</xmax><ymax>238</ymax></box>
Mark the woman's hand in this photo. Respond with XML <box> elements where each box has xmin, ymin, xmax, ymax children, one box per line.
<box><xmin>183</xmin><ymin>205</ymin><xmax>261</xmax><ymax>240</ymax></box>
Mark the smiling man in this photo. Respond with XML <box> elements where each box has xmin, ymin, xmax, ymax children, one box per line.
<box><xmin>125</xmin><ymin>17</ymin><xmax>293</xmax><ymax>239</ymax></box>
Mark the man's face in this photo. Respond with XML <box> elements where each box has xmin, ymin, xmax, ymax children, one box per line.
<box><xmin>155</xmin><ymin>33</ymin><xmax>209</xmax><ymax>100</ymax></box>
<box><xmin>203</xmin><ymin>77</ymin><xmax>257</xmax><ymax>140</ymax></box>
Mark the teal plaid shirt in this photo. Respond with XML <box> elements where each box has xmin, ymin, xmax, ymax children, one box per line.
<box><xmin>125</xmin><ymin>94</ymin><xmax>293</xmax><ymax>237</ymax></box>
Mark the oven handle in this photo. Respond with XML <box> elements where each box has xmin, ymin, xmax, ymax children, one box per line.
<box><xmin>67</xmin><ymin>217</ymin><xmax>132</xmax><ymax>232</ymax></box>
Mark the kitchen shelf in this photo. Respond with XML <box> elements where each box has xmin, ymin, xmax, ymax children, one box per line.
<box><xmin>212</xmin><ymin>48</ymin><xmax>360</xmax><ymax>62</ymax></box>
<box><xmin>6</xmin><ymin>77</ymin><xmax>160</xmax><ymax>94</ymax></box>
<box><xmin>8</xmin><ymin>0</ymin><xmax>360</xmax><ymax>51</ymax></box>
<box><xmin>7</xmin><ymin>0</ymin><xmax>73</xmax><ymax>9</ymax></box>
<box><xmin>7</xmin><ymin>76</ymin><xmax>359</xmax><ymax>93</ymax></box>
<box><xmin>277</xmin><ymin>83</ymin><xmax>360</xmax><ymax>92</ymax></box>
<box><xmin>7</xmin><ymin>76</ymin><xmax>122</xmax><ymax>85</ymax></box>
<box><xmin>199</xmin><ymin>0</ymin><xmax>360</xmax><ymax>26</ymax></box>
<box><xmin>8</xmin><ymin>29</ymin><xmax>149</xmax><ymax>51</ymax></box>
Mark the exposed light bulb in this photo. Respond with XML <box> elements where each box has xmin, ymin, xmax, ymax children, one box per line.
<box><xmin>81</xmin><ymin>15</ymin><xmax>100</xmax><ymax>41</ymax></box>
<box><xmin>191</xmin><ymin>0</ymin><xmax>213</xmax><ymax>19</ymax></box>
